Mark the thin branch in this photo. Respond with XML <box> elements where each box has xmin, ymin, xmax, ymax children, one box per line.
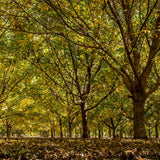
<box><xmin>86</xmin><ymin>83</ymin><xmax>117</xmax><ymax>112</ymax></box>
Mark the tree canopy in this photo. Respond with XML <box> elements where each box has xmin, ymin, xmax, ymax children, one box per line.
<box><xmin>0</xmin><ymin>0</ymin><xmax>159</xmax><ymax>140</ymax></box>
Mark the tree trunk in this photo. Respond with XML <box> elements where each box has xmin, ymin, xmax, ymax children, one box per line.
<box><xmin>119</xmin><ymin>128</ymin><xmax>123</xmax><ymax>139</ymax></box>
<box><xmin>6</xmin><ymin>125</ymin><xmax>11</xmax><ymax>138</ymax></box>
<box><xmin>133</xmin><ymin>94</ymin><xmax>147</xmax><ymax>139</ymax></box>
<box><xmin>98</xmin><ymin>126</ymin><xmax>101</xmax><ymax>138</ymax></box>
<box><xmin>129</xmin><ymin>128</ymin><xmax>133</xmax><ymax>138</ymax></box>
<box><xmin>69</xmin><ymin>121</ymin><xmax>73</xmax><ymax>138</ymax></box>
<box><xmin>65</xmin><ymin>131</ymin><xmax>67</xmax><ymax>138</ymax></box>
<box><xmin>59</xmin><ymin>118</ymin><xmax>63</xmax><ymax>138</ymax></box>
<box><xmin>101</xmin><ymin>127</ymin><xmax>103</xmax><ymax>138</ymax></box>
<box><xmin>80</xmin><ymin>127</ymin><xmax>82</xmax><ymax>137</ymax></box>
<box><xmin>81</xmin><ymin>102</ymin><xmax>89</xmax><ymax>138</ymax></box>
<box><xmin>75</xmin><ymin>128</ymin><xmax>77</xmax><ymax>138</ymax></box>
<box><xmin>6</xmin><ymin>121</ymin><xmax>11</xmax><ymax>138</ymax></box>
<box><xmin>112</xmin><ymin>128</ymin><xmax>116</xmax><ymax>138</ymax></box>
<box><xmin>124</xmin><ymin>132</ymin><xmax>127</xmax><ymax>138</ymax></box>
<box><xmin>94</xmin><ymin>129</ymin><xmax>97</xmax><ymax>138</ymax></box>
<box><xmin>155</xmin><ymin>122</ymin><xmax>159</xmax><ymax>138</ymax></box>
<box><xmin>51</xmin><ymin>120</ymin><xmax>55</xmax><ymax>137</ymax></box>
<box><xmin>148</xmin><ymin>128</ymin><xmax>151</xmax><ymax>138</ymax></box>
<box><xmin>88</xmin><ymin>129</ymin><xmax>90</xmax><ymax>137</ymax></box>
<box><xmin>51</xmin><ymin>127</ymin><xmax>53</xmax><ymax>137</ymax></box>
<box><xmin>53</xmin><ymin>128</ymin><xmax>56</xmax><ymax>137</ymax></box>
<box><xmin>109</xmin><ymin>129</ymin><xmax>111</xmax><ymax>138</ymax></box>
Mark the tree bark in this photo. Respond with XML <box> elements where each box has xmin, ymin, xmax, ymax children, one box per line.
<box><xmin>80</xmin><ymin>127</ymin><xmax>82</xmax><ymax>137</ymax></box>
<box><xmin>54</xmin><ymin>128</ymin><xmax>56</xmax><ymax>137</ymax></box>
<box><xmin>6</xmin><ymin>121</ymin><xmax>11</xmax><ymax>138</ymax></box>
<box><xmin>94</xmin><ymin>129</ymin><xmax>97</xmax><ymax>138</ymax></box>
<box><xmin>112</xmin><ymin>128</ymin><xmax>117</xmax><ymax>138</ymax></box>
<box><xmin>51</xmin><ymin>127</ymin><xmax>53</xmax><ymax>137</ymax></box>
<box><xmin>81</xmin><ymin>102</ymin><xmax>89</xmax><ymax>138</ymax></box>
<box><xmin>119</xmin><ymin>128</ymin><xmax>123</xmax><ymax>138</ymax></box>
<box><xmin>155</xmin><ymin>122</ymin><xmax>159</xmax><ymax>138</ymax></box>
<box><xmin>50</xmin><ymin>119</ymin><xmax>55</xmax><ymax>137</ymax></box>
<box><xmin>59</xmin><ymin>118</ymin><xmax>63</xmax><ymax>138</ymax></box>
<box><xmin>133</xmin><ymin>94</ymin><xmax>147</xmax><ymax>139</ymax></box>
<box><xmin>69</xmin><ymin>121</ymin><xmax>73</xmax><ymax>138</ymax></box>
<box><xmin>148</xmin><ymin>128</ymin><xmax>151</xmax><ymax>138</ymax></box>
<box><xmin>51</xmin><ymin>125</ymin><xmax>55</xmax><ymax>137</ymax></box>
<box><xmin>101</xmin><ymin>127</ymin><xmax>103</xmax><ymax>138</ymax></box>
<box><xmin>98</xmin><ymin>126</ymin><xmax>101</xmax><ymax>138</ymax></box>
<box><xmin>6</xmin><ymin>125</ymin><xmax>11</xmax><ymax>138</ymax></box>
<box><xmin>124</xmin><ymin>132</ymin><xmax>127</xmax><ymax>138</ymax></box>
<box><xmin>75</xmin><ymin>128</ymin><xmax>77</xmax><ymax>138</ymax></box>
<box><xmin>109</xmin><ymin>129</ymin><xmax>111</xmax><ymax>138</ymax></box>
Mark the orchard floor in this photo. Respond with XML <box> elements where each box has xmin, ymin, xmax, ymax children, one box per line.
<box><xmin>0</xmin><ymin>138</ymin><xmax>160</xmax><ymax>160</ymax></box>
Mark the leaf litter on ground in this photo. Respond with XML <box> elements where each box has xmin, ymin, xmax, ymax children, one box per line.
<box><xmin>0</xmin><ymin>138</ymin><xmax>159</xmax><ymax>159</ymax></box>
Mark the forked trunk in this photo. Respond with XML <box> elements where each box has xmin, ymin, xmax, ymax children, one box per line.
<box><xmin>133</xmin><ymin>96</ymin><xmax>147</xmax><ymax>139</ymax></box>
<box><xmin>81</xmin><ymin>102</ymin><xmax>89</xmax><ymax>138</ymax></box>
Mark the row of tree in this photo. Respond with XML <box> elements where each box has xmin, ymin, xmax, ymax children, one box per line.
<box><xmin>0</xmin><ymin>0</ymin><xmax>159</xmax><ymax>139</ymax></box>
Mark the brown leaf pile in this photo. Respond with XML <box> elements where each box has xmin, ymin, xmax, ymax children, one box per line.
<box><xmin>0</xmin><ymin>138</ymin><xmax>160</xmax><ymax>160</ymax></box>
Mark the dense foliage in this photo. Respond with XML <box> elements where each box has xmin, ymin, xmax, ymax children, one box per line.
<box><xmin>0</xmin><ymin>0</ymin><xmax>159</xmax><ymax>141</ymax></box>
